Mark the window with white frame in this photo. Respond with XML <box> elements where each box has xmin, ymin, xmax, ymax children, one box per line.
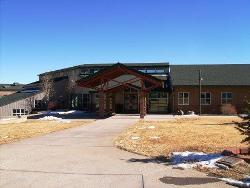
<box><xmin>201</xmin><ymin>92</ymin><xmax>211</xmax><ymax>105</ymax></box>
<box><xmin>221</xmin><ymin>92</ymin><xmax>232</xmax><ymax>104</ymax></box>
<box><xmin>178</xmin><ymin>92</ymin><xmax>189</xmax><ymax>105</ymax></box>
<box><xmin>13</xmin><ymin>109</ymin><xmax>28</xmax><ymax>116</ymax></box>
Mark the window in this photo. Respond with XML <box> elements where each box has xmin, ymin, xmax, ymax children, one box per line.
<box><xmin>13</xmin><ymin>109</ymin><xmax>28</xmax><ymax>116</ymax></box>
<box><xmin>178</xmin><ymin>92</ymin><xmax>189</xmax><ymax>105</ymax></box>
<box><xmin>138</xmin><ymin>69</ymin><xmax>147</xmax><ymax>73</ymax></box>
<box><xmin>136</xmin><ymin>68</ymin><xmax>166</xmax><ymax>74</ymax></box>
<box><xmin>71</xmin><ymin>95</ymin><xmax>79</xmax><ymax>108</ymax></box>
<box><xmin>82</xmin><ymin>94</ymin><xmax>90</xmax><ymax>111</ymax></box>
<box><xmin>79</xmin><ymin>68</ymin><xmax>101</xmax><ymax>78</ymax></box>
<box><xmin>154</xmin><ymin>69</ymin><xmax>165</xmax><ymax>73</ymax></box>
<box><xmin>201</xmin><ymin>92</ymin><xmax>211</xmax><ymax>105</ymax></box>
<box><xmin>71</xmin><ymin>94</ymin><xmax>90</xmax><ymax>111</ymax></box>
<box><xmin>145</xmin><ymin>69</ymin><xmax>156</xmax><ymax>74</ymax></box>
<box><xmin>221</xmin><ymin>92</ymin><xmax>232</xmax><ymax>104</ymax></box>
<box><xmin>149</xmin><ymin>91</ymin><xmax>168</xmax><ymax>113</ymax></box>
<box><xmin>95</xmin><ymin>93</ymin><xmax>99</xmax><ymax>110</ymax></box>
<box><xmin>34</xmin><ymin>100</ymin><xmax>43</xmax><ymax>109</ymax></box>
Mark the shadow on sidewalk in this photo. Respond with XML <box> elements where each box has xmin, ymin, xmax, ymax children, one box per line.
<box><xmin>127</xmin><ymin>156</ymin><xmax>171</xmax><ymax>165</ymax></box>
<box><xmin>159</xmin><ymin>176</ymin><xmax>220</xmax><ymax>185</ymax></box>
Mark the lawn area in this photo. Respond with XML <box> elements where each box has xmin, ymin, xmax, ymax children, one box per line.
<box><xmin>0</xmin><ymin>119</ymin><xmax>93</xmax><ymax>144</ymax></box>
<box><xmin>114</xmin><ymin>116</ymin><xmax>248</xmax><ymax>157</ymax></box>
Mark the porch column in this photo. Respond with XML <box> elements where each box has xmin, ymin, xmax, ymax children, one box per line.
<box><xmin>106</xmin><ymin>93</ymin><xmax>110</xmax><ymax>114</ymax></box>
<box><xmin>99</xmin><ymin>91</ymin><xmax>105</xmax><ymax>118</ymax></box>
<box><xmin>112</xmin><ymin>93</ymin><xmax>115</xmax><ymax>113</ymax></box>
<box><xmin>139</xmin><ymin>91</ymin><xmax>146</xmax><ymax>119</ymax></box>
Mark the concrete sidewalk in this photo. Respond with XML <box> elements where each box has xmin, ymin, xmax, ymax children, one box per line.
<box><xmin>0</xmin><ymin>116</ymin><xmax>232</xmax><ymax>188</ymax></box>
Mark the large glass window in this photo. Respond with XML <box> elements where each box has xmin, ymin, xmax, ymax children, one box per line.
<box><xmin>79</xmin><ymin>68</ymin><xmax>101</xmax><ymax>78</ymax></box>
<box><xmin>201</xmin><ymin>92</ymin><xmax>211</xmax><ymax>105</ymax></box>
<box><xmin>95</xmin><ymin>93</ymin><xmax>99</xmax><ymax>111</ymax></box>
<box><xmin>137</xmin><ymin>68</ymin><xmax>167</xmax><ymax>75</ymax></box>
<box><xmin>178</xmin><ymin>92</ymin><xmax>189</xmax><ymax>105</ymax></box>
<box><xmin>82</xmin><ymin>94</ymin><xmax>90</xmax><ymax>111</ymax></box>
<box><xmin>221</xmin><ymin>92</ymin><xmax>232</xmax><ymax>104</ymax></box>
<box><xmin>71</xmin><ymin>94</ymin><xmax>90</xmax><ymax>111</ymax></box>
<box><xmin>13</xmin><ymin>109</ymin><xmax>28</xmax><ymax>116</ymax></box>
<box><xmin>149</xmin><ymin>91</ymin><xmax>168</xmax><ymax>113</ymax></box>
<box><xmin>124</xmin><ymin>88</ymin><xmax>138</xmax><ymax>113</ymax></box>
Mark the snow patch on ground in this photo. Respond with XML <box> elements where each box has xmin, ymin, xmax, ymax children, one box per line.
<box><xmin>137</xmin><ymin>127</ymin><xmax>146</xmax><ymax>130</ymax></box>
<box><xmin>37</xmin><ymin>110</ymin><xmax>85</xmax><ymax>123</ymax></box>
<box><xmin>149</xmin><ymin>136</ymin><xmax>160</xmax><ymax>139</ymax></box>
<box><xmin>39</xmin><ymin>116</ymin><xmax>71</xmax><ymax>123</ymax></box>
<box><xmin>170</xmin><ymin>151</ymin><xmax>223</xmax><ymax>169</ymax></box>
<box><xmin>41</xmin><ymin>110</ymin><xmax>84</xmax><ymax>115</ymax></box>
<box><xmin>179</xmin><ymin>114</ymin><xmax>199</xmax><ymax>118</ymax></box>
<box><xmin>239</xmin><ymin>114</ymin><xmax>249</xmax><ymax>118</ymax></box>
<box><xmin>220</xmin><ymin>178</ymin><xmax>250</xmax><ymax>188</ymax></box>
<box><xmin>0</xmin><ymin>118</ymin><xmax>16</xmax><ymax>121</ymax></box>
<box><xmin>131</xmin><ymin>136</ymin><xmax>140</xmax><ymax>140</ymax></box>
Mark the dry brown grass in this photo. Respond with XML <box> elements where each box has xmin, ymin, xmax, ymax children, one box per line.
<box><xmin>114</xmin><ymin>116</ymin><xmax>248</xmax><ymax>157</ymax></box>
<box><xmin>0</xmin><ymin>119</ymin><xmax>93</xmax><ymax>144</ymax></box>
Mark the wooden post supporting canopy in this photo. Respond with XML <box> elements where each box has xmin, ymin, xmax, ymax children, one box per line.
<box><xmin>105</xmin><ymin>93</ymin><xmax>110</xmax><ymax>115</ymax></box>
<box><xmin>139</xmin><ymin>80</ymin><xmax>147</xmax><ymax>119</ymax></box>
<box><xmin>139</xmin><ymin>91</ymin><xmax>147</xmax><ymax>119</ymax></box>
<box><xmin>99</xmin><ymin>91</ymin><xmax>105</xmax><ymax>118</ymax></box>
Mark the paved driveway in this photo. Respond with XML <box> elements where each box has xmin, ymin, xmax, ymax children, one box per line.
<box><xmin>0</xmin><ymin>115</ymin><xmax>232</xmax><ymax>188</ymax></box>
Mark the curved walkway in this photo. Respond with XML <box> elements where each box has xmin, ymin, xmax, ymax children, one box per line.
<box><xmin>0</xmin><ymin>115</ymin><xmax>232</xmax><ymax>188</ymax></box>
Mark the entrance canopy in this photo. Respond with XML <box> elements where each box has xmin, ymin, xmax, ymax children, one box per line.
<box><xmin>76</xmin><ymin>63</ymin><xmax>163</xmax><ymax>92</ymax></box>
<box><xmin>76</xmin><ymin>63</ymin><xmax>164</xmax><ymax>118</ymax></box>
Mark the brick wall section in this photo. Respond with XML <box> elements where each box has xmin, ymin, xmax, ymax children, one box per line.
<box><xmin>171</xmin><ymin>86</ymin><xmax>250</xmax><ymax>114</ymax></box>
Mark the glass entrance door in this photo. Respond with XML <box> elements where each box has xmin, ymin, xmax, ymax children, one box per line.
<box><xmin>124</xmin><ymin>88</ymin><xmax>138</xmax><ymax>113</ymax></box>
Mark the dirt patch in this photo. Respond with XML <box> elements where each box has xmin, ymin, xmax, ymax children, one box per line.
<box><xmin>0</xmin><ymin>119</ymin><xmax>93</xmax><ymax>144</ymax></box>
<box><xmin>195</xmin><ymin>162</ymin><xmax>250</xmax><ymax>180</ymax></box>
<box><xmin>114</xmin><ymin>116</ymin><xmax>248</xmax><ymax>156</ymax></box>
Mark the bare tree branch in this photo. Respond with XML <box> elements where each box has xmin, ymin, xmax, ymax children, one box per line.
<box><xmin>41</xmin><ymin>74</ymin><xmax>54</xmax><ymax>108</ymax></box>
<box><xmin>64</xmin><ymin>78</ymin><xmax>76</xmax><ymax>108</ymax></box>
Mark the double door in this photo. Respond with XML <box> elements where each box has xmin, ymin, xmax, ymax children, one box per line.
<box><xmin>124</xmin><ymin>89</ymin><xmax>138</xmax><ymax>113</ymax></box>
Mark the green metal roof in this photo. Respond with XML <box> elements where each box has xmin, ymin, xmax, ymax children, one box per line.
<box><xmin>171</xmin><ymin>64</ymin><xmax>250</xmax><ymax>86</ymax></box>
<box><xmin>39</xmin><ymin>62</ymin><xmax>169</xmax><ymax>76</ymax></box>
<box><xmin>0</xmin><ymin>83</ymin><xmax>25</xmax><ymax>91</ymax></box>
<box><xmin>0</xmin><ymin>91</ymin><xmax>39</xmax><ymax>107</ymax></box>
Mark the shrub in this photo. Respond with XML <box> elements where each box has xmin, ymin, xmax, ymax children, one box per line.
<box><xmin>236</xmin><ymin>101</ymin><xmax>250</xmax><ymax>144</ymax></box>
<box><xmin>236</xmin><ymin>116</ymin><xmax>250</xmax><ymax>144</ymax></box>
<box><xmin>220</xmin><ymin>104</ymin><xmax>237</xmax><ymax>115</ymax></box>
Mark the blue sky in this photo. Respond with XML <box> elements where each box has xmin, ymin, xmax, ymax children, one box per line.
<box><xmin>0</xmin><ymin>0</ymin><xmax>250</xmax><ymax>84</ymax></box>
